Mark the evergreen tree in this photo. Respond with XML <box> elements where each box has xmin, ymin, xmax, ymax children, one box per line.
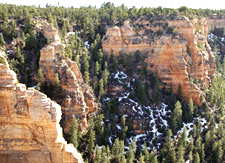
<box><xmin>178</xmin><ymin>127</ymin><xmax>187</xmax><ymax>147</ymax></box>
<box><xmin>177</xmin><ymin>145</ymin><xmax>185</xmax><ymax>163</ymax></box>
<box><xmin>87</xmin><ymin>118</ymin><xmax>96</xmax><ymax>156</ymax></box>
<box><xmin>140</xmin><ymin>85</ymin><xmax>146</xmax><ymax>105</ymax></box>
<box><xmin>119</xmin><ymin>115</ymin><xmax>128</xmax><ymax>140</ymax></box>
<box><xmin>172</xmin><ymin>101</ymin><xmax>182</xmax><ymax>133</ymax></box>
<box><xmin>84</xmin><ymin>71</ymin><xmax>90</xmax><ymax>84</ymax></box>
<box><xmin>54</xmin><ymin>73</ymin><xmax>60</xmax><ymax>88</ymax></box>
<box><xmin>68</xmin><ymin>116</ymin><xmax>80</xmax><ymax>149</ymax></box>
<box><xmin>135</xmin><ymin>50</ymin><xmax>141</xmax><ymax>63</ymax></box>
<box><xmin>118</xmin><ymin>51</ymin><xmax>125</xmax><ymax>65</ymax></box>
<box><xmin>75</xmin><ymin>55</ymin><xmax>80</xmax><ymax>69</ymax></box>
<box><xmin>111</xmin><ymin>98</ymin><xmax>117</xmax><ymax>114</ymax></box>
<box><xmin>127</xmin><ymin>138</ymin><xmax>136</xmax><ymax>163</ymax></box>
<box><xmin>37</xmin><ymin>68</ymin><xmax>44</xmax><ymax>82</ymax></box>
<box><xmin>95</xmin><ymin>147</ymin><xmax>102</xmax><ymax>163</ymax></box>
<box><xmin>62</xmin><ymin>20</ymin><xmax>67</xmax><ymax>37</ymax></box>
<box><xmin>111</xmin><ymin>138</ymin><xmax>124</xmax><ymax>162</ymax></box>
<box><xmin>193</xmin><ymin>152</ymin><xmax>200</xmax><ymax>163</ymax></box>
<box><xmin>222</xmin><ymin>58</ymin><xmax>225</xmax><ymax>77</ymax></box>
<box><xmin>139</xmin><ymin>153</ymin><xmax>145</xmax><ymax>163</ymax></box>
<box><xmin>0</xmin><ymin>34</ymin><xmax>5</xmax><ymax>46</ymax></box>
<box><xmin>110</xmin><ymin>50</ymin><xmax>117</xmax><ymax>72</ymax></box>
<box><xmin>187</xmin><ymin>98</ymin><xmax>194</xmax><ymax>122</ymax></box>
<box><xmin>97</xmin><ymin>49</ymin><xmax>104</xmax><ymax>64</ymax></box>
<box><xmin>188</xmin><ymin>136</ymin><xmax>194</xmax><ymax>153</ymax></box>
<box><xmin>94</xmin><ymin>61</ymin><xmax>100</xmax><ymax>76</ymax></box>
<box><xmin>187</xmin><ymin>151</ymin><xmax>193</xmax><ymax>163</ymax></box>
<box><xmin>161</xmin><ymin>130</ymin><xmax>176</xmax><ymax>163</ymax></box>
<box><xmin>99</xmin><ymin>78</ymin><xmax>104</xmax><ymax>99</ymax></box>
<box><xmin>10</xmin><ymin>20</ymin><xmax>17</xmax><ymax>38</ymax></box>
<box><xmin>102</xmin><ymin>68</ymin><xmax>109</xmax><ymax>88</ymax></box>
<box><xmin>212</xmin><ymin>140</ymin><xmax>223</xmax><ymax>163</ymax></box>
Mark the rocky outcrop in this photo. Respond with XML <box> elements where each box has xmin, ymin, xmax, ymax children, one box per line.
<box><xmin>207</xmin><ymin>18</ymin><xmax>225</xmax><ymax>31</ymax></box>
<box><xmin>0</xmin><ymin>51</ymin><xmax>83</xmax><ymax>163</ymax></box>
<box><xmin>38</xmin><ymin>21</ymin><xmax>97</xmax><ymax>133</ymax></box>
<box><xmin>102</xmin><ymin>16</ymin><xmax>216</xmax><ymax>105</ymax></box>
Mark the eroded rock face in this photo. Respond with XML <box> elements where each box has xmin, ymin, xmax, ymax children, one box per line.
<box><xmin>38</xmin><ymin>21</ymin><xmax>97</xmax><ymax>133</ymax></box>
<box><xmin>0</xmin><ymin>52</ymin><xmax>83</xmax><ymax>163</ymax></box>
<box><xmin>102</xmin><ymin>16</ymin><xmax>216</xmax><ymax>105</ymax></box>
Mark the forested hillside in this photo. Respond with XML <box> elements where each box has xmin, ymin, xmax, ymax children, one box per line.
<box><xmin>1</xmin><ymin>2</ymin><xmax>225</xmax><ymax>163</ymax></box>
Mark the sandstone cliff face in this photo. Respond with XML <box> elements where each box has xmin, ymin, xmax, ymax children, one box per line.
<box><xmin>38</xmin><ymin>21</ymin><xmax>97</xmax><ymax>133</ymax></box>
<box><xmin>102</xmin><ymin>16</ymin><xmax>216</xmax><ymax>105</ymax></box>
<box><xmin>0</xmin><ymin>51</ymin><xmax>83</xmax><ymax>163</ymax></box>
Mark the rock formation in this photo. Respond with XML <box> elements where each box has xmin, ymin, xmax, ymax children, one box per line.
<box><xmin>37</xmin><ymin>21</ymin><xmax>97</xmax><ymax>133</ymax></box>
<box><xmin>0</xmin><ymin>51</ymin><xmax>83</xmax><ymax>163</ymax></box>
<box><xmin>102</xmin><ymin>15</ymin><xmax>216</xmax><ymax>105</ymax></box>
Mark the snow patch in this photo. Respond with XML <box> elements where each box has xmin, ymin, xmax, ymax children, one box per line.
<box><xmin>85</xmin><ymin>41</ymin><xmax>90</xmax><ymax>48</ymax></box>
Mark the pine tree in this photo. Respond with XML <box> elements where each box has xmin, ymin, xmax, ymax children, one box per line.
<box><xmin>102</xmin><ymin>68</ymin><xmax>109</xmax><ymax>88</ymax></box>
<box><xmin>178</xmin><ymin>127</ymin><xmax>187</xmax><ymax>147</ymax></box>
<box><xmin>68</xmin><ymin>117</ymin><xmax>80</xmax><ymax>149</ymax></box>
<box><xmin>112</xmin><ymin>138</ymin><xmax>124</xmax><ymax>162</ymax></box>
<box><xmin>99</xmin><ymin>78</ymin><xmax>104</xmax><ymax>99</ymax></box>
<box><xmin>110</xmin><ymin>50</ymin><xmax>117</xmax><ymax>72</ymax></box>
<box><xmin>127</xmin><ymin>138</ymin><xmax>136</xmax><ymax>163</ymax></box>
<box><xmin>187</xmin><ymin>98</ymin><xmax>194</xmax><ymax>122</ymax></box>
<box><xmin>193</xmin><ymin>152</ymin><xmax>200</xmax><ymax>163</ymax></box>
<box><xmin>119</xmin><ymin>115</ymin><xmax>128</xmax><ymax>140</ymax></box>
<box><xmin>172</xmin><ymin>101</ymin><xmax>182</xmax><ymax>133</ymax></box>
<box><xmin>54</xmin><ymin>73</ymin><xmax>60</xmax><ymax>88</ymax></box>
<box><xmin>21</xmin><ymin>32</ymin><xmax>25</xmax><ymax>42</ymax></box>
<box><xmin>135</xmin><ymin>50</ymin><xmax>141</xmax><ymax>63</ymax></box>
<box><xmin>62</xmin><ymin>20</ymin><xmax>67</xmax><ymax>37</ymax></box>
<box><xmin>37</xmin><ymin>68</ymin><xmax>44</xmax><ymax>82</ymax></box>
<box><xmin>111</xmin><ymin>98</ymin><xmax>117</xmax><ymax>114</ymax></box>
<box><xmin>212</xmin><ymin>140</ymin><xmax>223</xmax><ymax>163</ymax></box>
<box><xmin>161</xmin><ymin>130</ymin><xmax>176</xmax><ymax>163</ymax></box>
<box><xmin>75</xmin><ymin>55</ymin><xmax>80</xmax><ymax>69</ymax></box>
<box><xmin>118</xmin><ymin>51</ymin><xmax>125</xmax><ymax>65</ymax></box>
<box><xmin>95</xmin><ymin>147</ymin><xmax>102</xmax><ymax>163</ymax></box>
<box><xmin>94</xmin><ymin>61</ymin><xmax>100</xmax><ymax>76</ymax></box>
<box><xmin>139</xmin><ymin>153</ymin><xmax>145</xmax><ymax>163</ymax></box>
<box><xmin>177</xmin><ymin>145</ymin><xmax>185</xmax><ymax>163</ymax></box>
<box><xmin>97</xmin><ymin>49</ymin><xmax>104</xmax><ymax>64</ymax></box>
<box><xmin>187</xmin><ymin>151</ymin><xmax>193</xmax><ymax>163</ymax></box>
<box><xmin>140</xmin><ymin>85</ymin><xmax>146</xmax><ymax>105</ymax></box>
<box><xmin>194</xmin><ymin>136</ymin><xmax>205</xmax><ymax>163</ymax></box>
<box><xmin>87</xmin><ymin>118</ymin><xmax>96</xmax><ymax>156</ymax></box>
<box><xmin>222</xmin><ymin>58</ymin><xmax>225</xmax><ymax>77</ymax></box>
<box><xmin>0</xmin><ymin>34</ymin><xmax>5</xmax><ymax>46</ymax></box>
<box><xmin>84</xmin><ymin>71</ymin><xmax>90</xmax><ymax>84</ymax></box>
<box><xmin>10</xmin><ymin>20</ymin><xmax>17</xmax><ymax>38</ymax></box>
<box><xmin>188</xmin><ymin>136</ymin><xmax>194</xmax><ymax>153</ymax></box>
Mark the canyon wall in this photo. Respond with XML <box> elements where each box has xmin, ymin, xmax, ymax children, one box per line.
<box><xmin>37</xmin><ymin>21</ymin><xmax>97</xmax><ymax>133</ymax></box>
<box><xmin>0</xmin><ymin>51</ymin><xmax>83</xmax><ymax>163</ymax></box>
<box><xmin>102</xmin><ymin>16</ymin><xmax>216</xmax><ymax>105</ymax></box>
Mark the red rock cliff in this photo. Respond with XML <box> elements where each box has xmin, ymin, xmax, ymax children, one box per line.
<box><xmin>0</xmin><ymin>51</ymin><xmax>83</xmax><ymax>163</ymax></box>
<box><xmin>38</xmin><ymin>21</ymin><xmax>97</xmax><ymax>133</ymax></box>
<box><xmin>102</xmin><ymin>16</ymin><xmax>216</xmax><ymax>105</ymax></box>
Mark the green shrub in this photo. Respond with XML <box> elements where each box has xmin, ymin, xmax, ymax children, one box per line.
<box><xmin>197</xmin><ymin>41</ymin><xmax>205</xmax><ymax>51</ymax></box>
<box><xmin>0</xmin><ymin>56</ymin><xmax>6</xmax><ymax>65</ymax></box>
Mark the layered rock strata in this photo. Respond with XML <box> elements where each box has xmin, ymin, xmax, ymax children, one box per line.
<box><xmin>0</xmin><ymin>52</ymin><xmax>83</xmax><ymax>163</ymax></box>
<box><xmin>102</xmin><ymin>16</ymin><xmax>216</xmax><ymax>105</ymax></box>
<box><xmin>38</xmin><ymin>21</ymin><xmax>97</xmax><ymax>133</ymax></box>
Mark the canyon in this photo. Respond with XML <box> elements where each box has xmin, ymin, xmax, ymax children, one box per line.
<box><xmin>0</xmin><ymin>51</ymin><xmax>83</xmax><ymax>163</ymax></box>
<box><xmin>102</xmin><ymin>15</ymin><xmax>217</xmax><ymax>105</ymax></box>
<box><xmin>37</xmin><ymin>21</ymin><xmax>98</xmax><ymax>133</ymax></box>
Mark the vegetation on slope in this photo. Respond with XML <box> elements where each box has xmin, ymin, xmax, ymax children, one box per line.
<box><xmin>1</xmin><ymin>2</ymin><xmax>225</xmax><ymax>163</ymax></box>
